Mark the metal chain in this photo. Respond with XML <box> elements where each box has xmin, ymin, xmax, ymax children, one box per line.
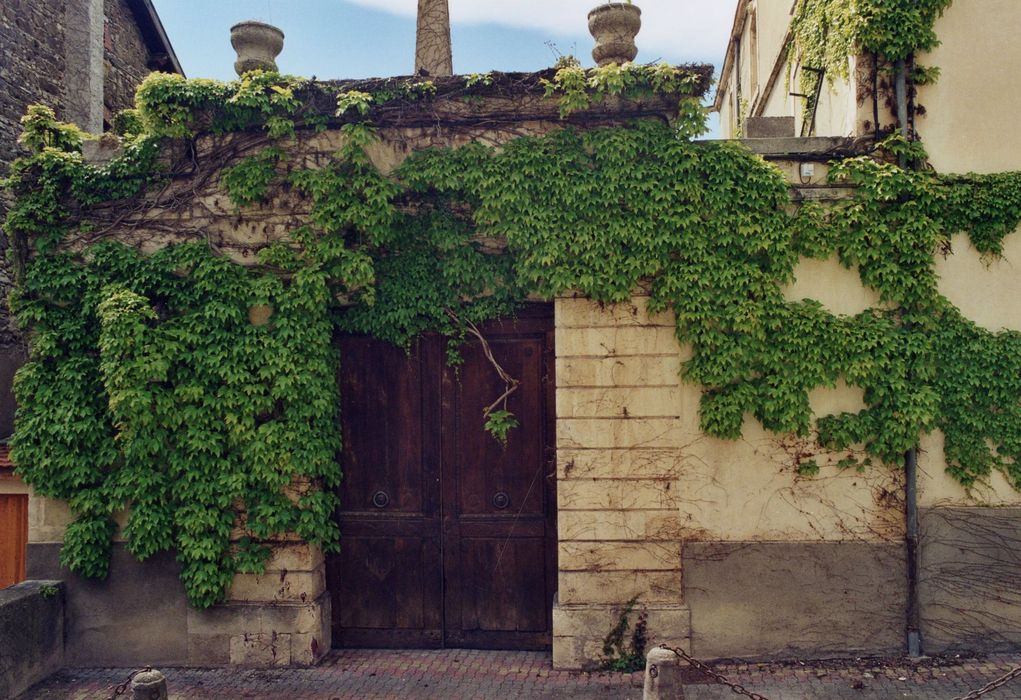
<box><xmin>106</xmin><ymin>666</ymin><xmax>151</xmax><ymax>699</ymax></box>
<box><xmin>952</xmin><ymin>664</ymin><xmax>1021</xmax><ymax>700</ymax></box>
<box><xmin>657</xmin><ymin>645</ymin><xmax>771</xmax><ymax>700</ymax></box>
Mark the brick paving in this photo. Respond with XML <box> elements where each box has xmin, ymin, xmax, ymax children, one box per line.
<box><xmin>20</xmin><ymin>649</ymin><xmax>1021</xmax><ymax>699</ymax></box>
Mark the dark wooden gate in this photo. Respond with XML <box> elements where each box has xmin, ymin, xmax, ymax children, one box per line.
<box><xmin>326</xmin><ymin>307</ymin><xmax>556</xmax><ymax>650</ymax></box>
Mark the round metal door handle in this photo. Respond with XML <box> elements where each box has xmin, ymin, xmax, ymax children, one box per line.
<box><xmin>371</xmin><ymin>491</ymin><xmax>390</xmax><ymax>508</ymax></box>
<box><xmin>492</xmin><ymin>491</ymin><xmax>510</xmax><ymax>510</ymax></box>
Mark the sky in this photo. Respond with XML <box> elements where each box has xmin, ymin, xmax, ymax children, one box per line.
<box><xmin>150</xmin><ymin>0</ymin><xmax>734</xmax><ymax>133</ymax></box>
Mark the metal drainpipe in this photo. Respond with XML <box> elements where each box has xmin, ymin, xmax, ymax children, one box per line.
<box><xmin>894</xmin><ymin>59</ymin><xmax>910</xmax><ymax>166</ymax></box>
<box><xmin>894</xmin><ymin>57</ymin><xmax>923</xmax><ymax>658</ymax></box>
<box><xmin>905</xmin><ymin>446</ymin><xmax>921</xmax><ymax>657</ymax></box>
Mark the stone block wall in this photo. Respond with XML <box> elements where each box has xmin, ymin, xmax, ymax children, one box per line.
<box><xmin>103</xmin><ymin>0</ymin><xmax>152</xmax><ymax>129</ymax></box>
<box><xmin>0</xmin><ymin>0</ymin><xmax>68</xmax><ymax>173</ymax></box>
<box><xmin>553</xmin><ymin>293</ymin><xmax>690</xmax><ymax>668</ymax></box>
<box><xmin>27</xmin><ymin>461</ymin><xmax>329</xmax><ymax>666</ymax></box>
<box><xmin>190</xmin><ymin>542</ymin><xmax>331</xmax><ymax>666</ymax></box>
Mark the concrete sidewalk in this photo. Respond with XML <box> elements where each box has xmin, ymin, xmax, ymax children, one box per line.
<box><xmin>20</xmin><ymin>649</ymin><xmax>1021</xmax><ymax>699</ymax></box>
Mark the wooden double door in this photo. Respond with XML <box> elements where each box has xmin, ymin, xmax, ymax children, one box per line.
<box><xmin>327</xmin><ymin>308</ymin><xmax>557</xmax><ymax>650</ymax></box>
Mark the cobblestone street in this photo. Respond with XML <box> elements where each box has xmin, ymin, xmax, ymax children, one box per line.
<box><xmin>20</xmin><ymin>649</ymin><xmax>1021</xmax><ymax>699</ymax></box>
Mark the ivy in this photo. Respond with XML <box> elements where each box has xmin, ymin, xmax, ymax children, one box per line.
<box><xmin>135</xmin><ymin>71</ymin><xmax>307</xmax><ymax>138</ymax></box>
<box><xmin>789</xmin><ymin>0</ymin><xmax>953</xmax><ymax>121</ymax></box>
<box><xmin>220</xmin><ymin>146</ymin><xmax>285</xmax><ymax>207</ymax></box>
<box><xmin>542</xmin><ymin>62</ymin><xmax>707</xmax><ymax>128</ymax></box>
<box><xmin>6</xmin><ymin>66</ymin><xmax>1021</xmax><ymax>610</ymax></box>
<box><xmin>9</xmin><ymin>242</ymin><xmax>342</xmax><ymax>607</ymax></box>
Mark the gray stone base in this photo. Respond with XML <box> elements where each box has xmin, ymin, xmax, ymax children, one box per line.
<box><xmin>920</xmin><ymin>507</ymin><xmax>1021</xmax><ymax>654</ymax></box>
<box><xmin>27</xmin><ymin>543</ymin><xmax>189</xmax><ymax>666</ymax></box>
<box><xmin>683</xmin><ymin>542</ymin><xmax>907</xmax><ymax>660</ymax></box>
<box><xmin>26</xmin><ymin>542</ymin><xmax>331</xmax><ymax>667</ymax></box>
<box><xmin>0</xmin><ymin>580</ymin><xmax>64</xmax><ymax>699</ymax></box>
<box><xmin>552</xmin><ymin>596</ymin><xmax>690</xmax><ymax>670</ymax></box>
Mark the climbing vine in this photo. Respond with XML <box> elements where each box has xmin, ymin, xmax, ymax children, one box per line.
<box><xmin>5</xmin><ymin>63</ymin><xmax>1021</xmax><ymax>608</ymax></box>
<box><xmin>789</xmin><ymin>0</ymin><xmax>952</xmax><ymax>123</ymax></box>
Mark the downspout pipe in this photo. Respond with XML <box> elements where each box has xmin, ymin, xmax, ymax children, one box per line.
<box><xmin>894</xmin><ymin>59</ymin><xmax>910</xmax><ymax>167</ymax></box>
<box><xmin>894</xmin><ymin>56</ymin><xmax>923</xmax><ymax>658</ymax></box>
<box><xmin>905</xmin><ymin>445</ymin><xmax>921</xmax><ymax>657</ymax></box>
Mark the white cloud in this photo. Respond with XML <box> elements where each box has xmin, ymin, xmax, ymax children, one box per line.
<box><xmin>345</xmin><ymin>0</ymin><xmax>734</xmax><ymax>62</ymax></box>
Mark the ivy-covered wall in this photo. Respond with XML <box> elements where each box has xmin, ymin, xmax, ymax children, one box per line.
<box><xmin>6</xmin><ymin>58</ymin><xmax>1021</xmax><ymax>665</ymax></box>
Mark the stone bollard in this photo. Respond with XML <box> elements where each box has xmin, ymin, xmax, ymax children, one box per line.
<box><xmin>643</xmin><ymin>647</ymin><xmax>685</xmax><ymax>700</ymax></box>
<box><xmin>130</xmin><ymin>669</ymin><xmax>168</xmax><ymax>700</ymax></box>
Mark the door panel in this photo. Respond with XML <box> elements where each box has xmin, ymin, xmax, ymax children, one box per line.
<box><xmin>332</xmin><ymin>534</ymin><xmax>442</xmax><ymax>647</ymax></box>
<box><xmin>452</xmin><ymin>337</ymin><xmax>545</xmax><ymax>517</ymax></box>
<box><xmin>329</xmin><ymin>336</ymin><xmax>443</xmax><ymax>648</ymax></box>
<box><xmin>336</xmin><ymin>335</ymin><xmax>433</xmax><ymax>515</ymax></box>
<box><xmin>457</xmin><ymin>537</ymin><xmax>549</xmax><ymax>632</ymax></box>
<box><xmin>442</xmin><ymin>314</ymin><xmax>556</xmax><ymax>649</ymax></box>
<box><xmin>328</xmin><ymin>307</ymin><xmax>556</xmax><ymax>650</ymax></box>
<box><xmin>0</xmin><ymin>493</ymin><xmax>28</xmax><ymax>589</ymax></box>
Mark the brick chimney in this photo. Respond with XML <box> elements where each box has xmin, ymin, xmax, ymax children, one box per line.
<box><xmin>415</xmin><ymin>0</ymin><xmax>453</xmax><ymax>76</ymax></box>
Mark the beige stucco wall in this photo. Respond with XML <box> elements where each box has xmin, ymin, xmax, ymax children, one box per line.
<box><xmin>782</xmin><ymin>229</ymin><xmax>1021</xmax><ymax>511</ymax></box>
<box><xmin>916</xmin><ymin>0</ymin><xmax>1021</xmax><ymax>173</ymax></box>
<box><xmin>920</xmin><ymin>230</ymin><xmax>1021</xmax><ymax>507</ymax></box>
<box><xmin>806</xmin><ymin>61</ymin><xmax>857</xmax><ymax>137</ymax></box>
<box><xmin>718</xmin><ymin>0</ymin><xmax>795</xmax><ymax>138</ymax></box>
<box><xmin>717</xmin><ymin>0</ymin><xmax>863</xmax><ymax>139</ymax></box>
<box><xmin>722</xmin><ymin>0</ymin><xmax>1021</xmax><ymax>153</ymax></box>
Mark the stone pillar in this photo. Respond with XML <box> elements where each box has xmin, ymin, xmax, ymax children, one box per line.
<box><xmin>415</xmin><ymin>0</ymin><xmax>453</xmax><ymax>76</ymax></box>
<box><xmin>186</xmin><ymin>541</ymin><xmax>331</xmax><ymax>667</ymax></box>
<box><xmin>63</xmin><ymin>0</ymin><xmax>105</xmax><ymax>133</ymax></box>
<box><xmin>551</xmin><ymin>293</ymin><xmax>690</xmax><ymax>669</ymax></box>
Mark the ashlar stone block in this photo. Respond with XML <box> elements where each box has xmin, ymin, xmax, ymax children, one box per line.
<box><xmin>229</xmin><ymin>632</ymin><xmax>291</xmax><ymax>666</ymax></box>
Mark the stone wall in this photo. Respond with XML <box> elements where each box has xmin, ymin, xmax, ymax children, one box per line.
<box><xmin>103</xmin><ymin>0</ymin><xmax>153</xmax><ymax>129</ymax></box>
<box><xmin>26</xmin><ymin>539</ymin><xmax>329</xmax><ymax>667</ymax></box>
<box><xmin>553</xmin><ymin>293</ymin><xmax>691</xmax><ymax>668</ymax></box>
<box><xmin>0</xmin><ymin>0</ymin><xmax>68</xmax><ymax>174</ymax></box>
<box><xmin>1</xmin><ymin>0</ymin><xmax>158</xmax><ymax>159</ymax></box>
<box><xmin>12</xmin><ymin>94</ymin><xmax>1021</xmax><ymax>668</ymax></box>
<box><xmin>0</xmin><ymin>580</ymin><xmax>65</xmax><ymax>698</ymax></box>
<box><xmin>18</xmin><ymin>102</ymin><xmax>673</xmax><ymax>668</ymax></box>
<box><xmin>0</xmin><ymin>0</ymin><xmax>172</xmax><ymax>440</ymax></box>
<box><xmin>0</xmin><ymin>0</ymin><xmax>69</xmax><ymax>393</ymax></box>
<box><xmin>27</xmin><ymin>476</ymin><xmax>329</xmax><ymax>666</ymax></box>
